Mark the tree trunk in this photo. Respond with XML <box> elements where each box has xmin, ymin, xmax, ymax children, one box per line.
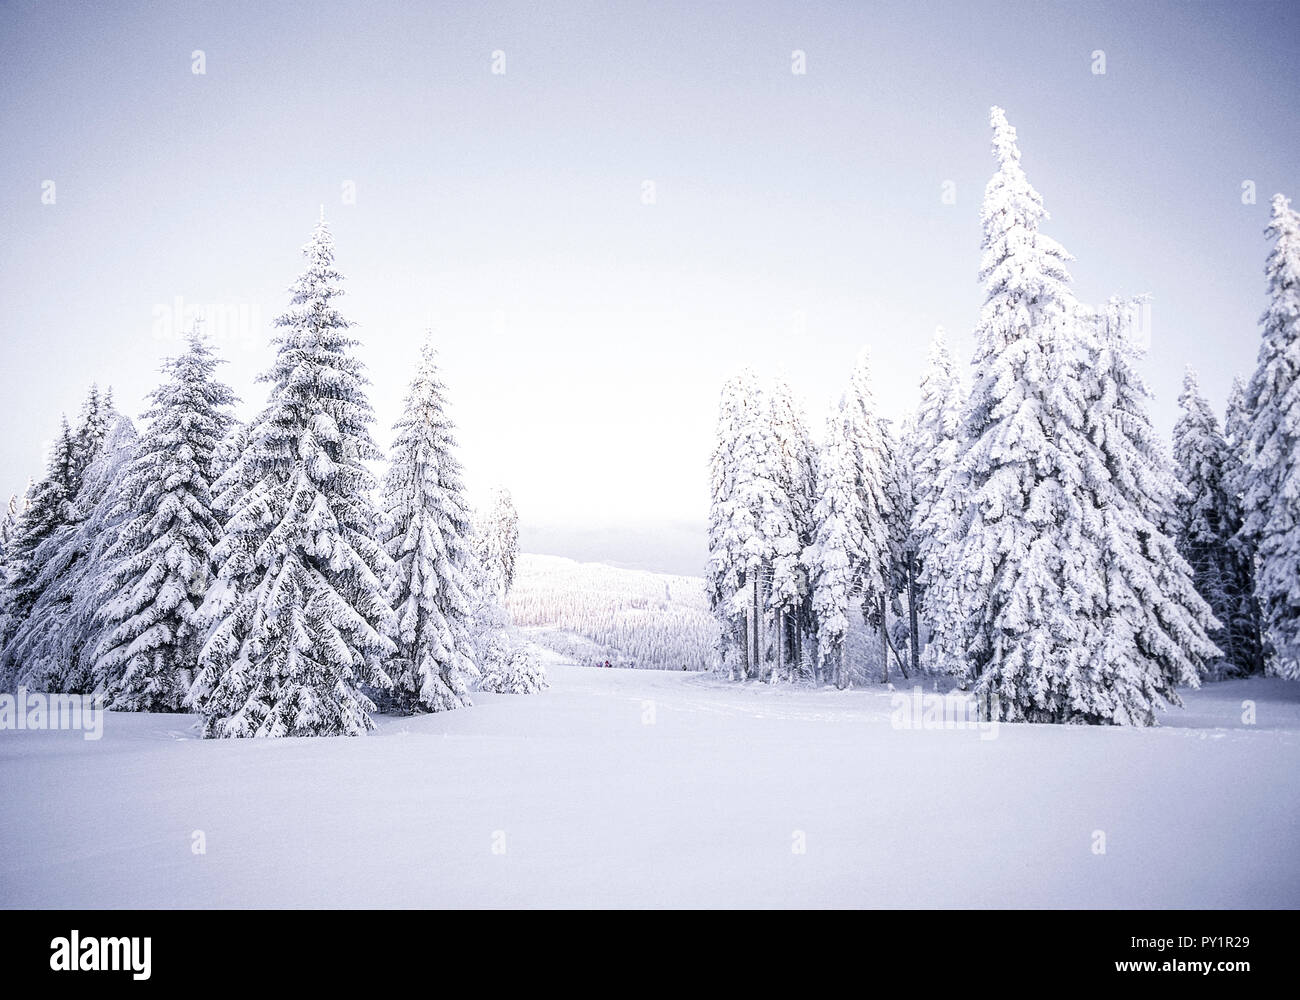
<box><xmin>739</xmin><ymin>571</ymin><xmax>750</xmax><ymax>680</ymax></box>
<box><xmin>752</xmin><ymin>570</ymin><xmax>760</xmax><ymax>682</ymax></box>
<box><xmin>880</xmin><ymin>593</ymin><xmax>889</xmax><ymax>684</ymax></box>
<box><xmin>774</xmin><ymin>608</ymin><xmax>784</xmax><ymax>684</ymax></box>
<box><xmin>796</xmin><ymin>605</ymin><xmax>804</xmax><ymax>682</ymax></box>
<box><xmin>907</xmin><ymin>555</ymin><xmax>920</xmax><ymax>676</ymax></box>
<box><xmin>790</xmin><ymin>598</ymin><xmax>800</xmax><ymax>681</ymax></box>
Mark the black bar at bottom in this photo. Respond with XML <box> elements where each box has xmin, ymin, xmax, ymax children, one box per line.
<box><xmin>0</xmin><ymin>908</ymin><xmax>1287</xmax><ymax>986</ymax></box>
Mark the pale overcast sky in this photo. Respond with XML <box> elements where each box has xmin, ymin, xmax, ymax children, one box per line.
<box><xmin>1</xmin><ymin>0</ymin><xmax>1297</xmax><ymax>574</ymax></box>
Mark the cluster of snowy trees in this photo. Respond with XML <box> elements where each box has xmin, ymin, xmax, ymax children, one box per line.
<box><xmin>0</xmin><ymin>218</ymin><xmax>543</xmax><ymax>736</ymax></box>
<box><xmin>708</xmin><ymin>107</ymin><xmax>1300</xmax><ymax>724</ymax></box>
<box><xmin>507</xmin><ymin>553</ymin><xmax>717</xmax><ymax>670</ymax></box>
<box><xmin>707</xmin><ymin>357</ymin><xmax>910</xmax><ymax>690</ymax></box>
<box><xmin>1174</xmin><ymin>193</ymin><xmax>1300</xmax><ymax>685</ymax></box>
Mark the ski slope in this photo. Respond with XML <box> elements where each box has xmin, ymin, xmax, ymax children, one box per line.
<box><xmin>1</xmin><ymin>650</ymin><xmax>1297</xmax><ymax>908</ymax></box>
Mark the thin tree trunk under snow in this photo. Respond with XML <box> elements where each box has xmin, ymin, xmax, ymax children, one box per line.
<box><xmin>772</xmin><ymin>609</ymin><xmax>783</xmax><ymax>684</ymax></box>
<box><xmin>880</xmin><ymin>594</ymin><xmax>889</xmax><ymax>684</ymax></box>
<box><xmin>907</xmin><ymin>557</ymin><xmax>920</xmax><ymax>676</ymax></box>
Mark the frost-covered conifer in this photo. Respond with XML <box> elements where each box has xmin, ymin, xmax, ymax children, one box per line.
<box><xmin>933</xmin><ymin>107</ymin><xmax>1111</xmax><ymax>722</ymax></box>
<box><xmin>911</xmin><ymin>328</ymin><xmax>966</xmax><ymax>644</ymax></box>
<box><xmin>0</xmin><ymin>417</ymin><xmax>84</xmax><ymax>677</ymax></box>
<box><xmin>474</xmin><ymin>487</ymin><xmax>519</xmax><ymax>602</ymax></box>
<box><xmin>477</xmin><ymin>639</ymin><xmax>548</xmax><ymax>694</ymax></box>
<box><xmin>1242</xmin><ymin>194</ymin><xmax>1300</xmax><ymax>679</ymax></box>
<box><xmin>879</xmin><ymin>415</ymin><xmax>915</xmax><ymax>678</ymax></box>
<box><xmin>706</xmin><ymin>373</ymin><xmax>756</xmax><ymax>675</ymax></box>
<box><xmin>725</xmin><ymin>379</ymin><xmax>797</xmax><ymax>682</ymax></box>
<box><xmin>4</xmin><ymin>415</ymin><xmax>138</xmax><ymax>692</ymax></box>
<box><xmin>376</xmin><ymin>339</ymin><xmax>481</xmax><ymax>713</ymax></box>
<box><xmin>74</xmin><ymin>384</ymin><xmax>113</xmax><ymax>478</ymax></box>
<box><xmin>188</xmin><ymin>218</ymin><xmax>397</xmax><ymax>737</ymax></box>
<box><xmin>804</xmin><ymin>400</ymin><xmax>866</xmax><ymax>688</ymax></box>
<box><xmin>843</xmin><ymin>349</ymin><xmax>893</xmax><ymax>665</ymax></box>
<box><xmin>94</xmin><ymin>330</ymin><xmax>236</xmax><ymax>710</ymax></box>
<box><xmin>763</xmin><ymin>378</ymin><xmax>813</xmax><ymax>681</ymax></box>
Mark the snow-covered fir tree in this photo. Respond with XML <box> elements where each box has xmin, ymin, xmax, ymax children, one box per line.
<box><xmin>0</xmin><ymin>414</ymin><xmax>85</xmax><ymax>676</ymax></box>
<box><xmin>843</xmin><ymin>349</ymin><xmax>893</xmax><ymax>673</ymax></box>
<box><xmin>803</xmin><ymin>399</ymin><xmax>867</xmax><ymax>688</ymax></box>
<box><xmin>1172</xmin><ymin>366</ymin><xmax>1260</xmax><ymax>678</ymax></box>
<box><xmin>93</xmin><ymin>329</ymin><xmax>237</xmax><ymax>711</ymax></box>
<box><xmin>728</xmin><ymin>379</ymin><xmax>799</xmax><ymax>682</ymax></box>
<box><xmin>1242</xmin><ymin>193</ymin><xmax>1300</xmax><ymax>679</ymax></box>
<box><xmin>910</xmin><ymin>328</ymin><xmax>966</xmax><ymax>649</ymax></box>
<box><xmin>188</xmin><ymin>217</ymin><xmax>397</xmax><ymax>737</ymax></box>
<box><xmin>762</xmin><ymin>377</ymin><xmax>814</xmax><ymax>681</ymax></box>
<box><xmin>474</xmin><ymin>486</ymin><xmax>519</xmax><ymax>602</ymax></box>
<box><xmin>3</xmin><ymin>415</ymin><xmax>138</xmax><ymax>693</ymax></box>
<box><xmin>376</xmin><ymin>339</ymin><xmax>481</xmax><ymax>713</ymax></box>
<box><xmin>1223</xmin><ymin>374</ymin><xmax>1253</xmax><ymax>517</ymax></box>
<box><xmin>1077</xmin><ymin>305</ymin><xmax>1216</xmax><ymax>722</ymax></box>
<box><xmin>706</xmin><ymin>372</ymin><xmax>756</xmax><ymax>676</ymax></box>
<box><xmin>880</xmin><ymin>415</ymin><xmax>916</xmax><ymax>678</ymax></box>
<box><xmin>74</xmin><ymin>384</ymin><xmax>113</xmax><ymax>477</ymax></box>
<box><xmin>477</xmin><ymin>637</ymin><xmax>548</xmax><ymax>694</ymax></box>
<box><xmin>930</xmin><ymin>107</ymin><xmax>1112</xmax><ymax>722</ymax></box>
<box><xmin>1221</xmin><ymin>374</ymin><xmax>1266</xmax><ymax>674</ymax></box>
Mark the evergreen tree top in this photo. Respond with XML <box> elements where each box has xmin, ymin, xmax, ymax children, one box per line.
<box><xmin>1176</xmin><ymin>367</ymin><xmax>1226</xmax><ymax>456</ymax></box>
<box><xmin>1263</xmin><ymin>193</ymin><xmax>1300</xmax><ymax>313</ymax></box>
<box><xmin>979</xmin><ymin>106</ymin><xmax>1073</xmax><ymax>317</ymax></box>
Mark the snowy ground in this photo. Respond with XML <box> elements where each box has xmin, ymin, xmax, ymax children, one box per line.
<box><xmin>2</xmin><ymin>646</ymin><xmax>1297</xmax><ymax>908</ymax></box>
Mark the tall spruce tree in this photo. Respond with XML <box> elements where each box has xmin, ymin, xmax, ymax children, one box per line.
<box><xmin>729</xmin><ymin>379</ymin><xmax>795</xmax><ymax>682</ymax></box>
<box><xmin>891</xmin><ymin>410</ymin><xmax>922</xmax><ymax>675</ymax></box>
<box><xmin>94</xmin><ymin>330</ymin><xmax>237</xmax><ymax>710</ymax></box>
<box><xmin>911</xmin><ymin>328</ymin><xmax>966</xmax><ymax>651</ymax></box>
<box><xmin>377</xmin><ymin>339</ymin><xmax>481</xmax><ymax>713</ymax></box>
<box><xmin>761</xmin><ymin>378</ymin><xmax>810</xmax><ymax>682</ymax></box>
<box><xmin>767</xmin><ymin>378</ymin><xmax>818</xmax><ymax>679</ymax></box>
<box><xmin>706</xmin><ymin>372</ymin><xmax>757</xmax><ymax>677</ymax></box>
<box><xmin>188</xmin><ymin>217</ymin><xmax>397</xmax><ymax>737</ymax></box>
<box><xmin>843</xmin><ymin>349</ymin><xmax>893</xmax><ymax>679</ymax></box>
<box><xmin>879</xmin><ymin>415</ymin><xmax>915</xmax><ymax>679</ymax></box>
<box><xmin>804</xmin><ymin>399</ymin><xmax>866</xmax><ymax>688</ymax></box>
<box><xmin>1242</xmin><ymin>194</ymin><xmax>1300</xmax><ymax>679</ymax></box>
<box><xmin>933</xmin><ymin>107</ymin><xmax>1111</xmax><ymax>722</ymax></box>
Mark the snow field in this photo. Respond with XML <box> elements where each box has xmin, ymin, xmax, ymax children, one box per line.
<box><xmin>1</xmin><ymin>657</ymin><xmax>1295</xmax><ymax>908</ymax></box>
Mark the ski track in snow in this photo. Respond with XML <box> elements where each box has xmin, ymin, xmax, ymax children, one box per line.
<box><xmin>1</xmin><ymin>657</ymin><xmax>1297</xmax><ymax>908</ymax></box>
